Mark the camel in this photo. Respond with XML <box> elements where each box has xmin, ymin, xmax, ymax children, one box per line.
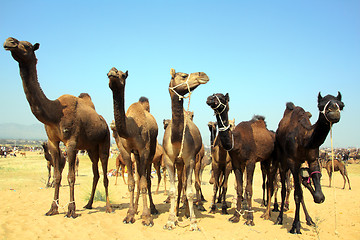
<box><xmin>162</xmin><ymin>68</ymin><xmax>209</xmax><ymax>231</ymax></box>
<box><xmin>4</xmin><ymin>37</ymin><xmax>112</xmax><ymax>218</ymax></box>
<box><xmin>108</xmin><ymin>67</ymin><xmax>158</xmax><ymax>226</ymax></box>
<box><xmin>206</xmin><ymin>93</ymin><xmax>275</xmax><ymax>226</ymax></box>
<box><xmin>323</xmin><ymin>159</ymin><xmax>351</xmax><ymax>190</ymax></box>
<box><xmin>111</xmin><ymin>120</ymin><xmax>166</xmax><ymax>194</ymax></box>
<box><xmin>275</xmin><ymin>92</ymin><xmax>344</xmax><ymax>234</ymax></box>
<box><xmin>208</xmin><ymin>120</ymin><xmax>234</xmax><ymax>215</ymax></box>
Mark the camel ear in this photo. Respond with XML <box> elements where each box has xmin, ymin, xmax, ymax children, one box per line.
<box><xmin>225</xmin><ymin>93</ymin><xmax>230</xmax><ymax>102</ymax></box>
<box><xmin>318</xmin><ymin>92</ymin><xmax>322</xmax><ymax>102</ymax></box>
<box><xmin>170</xmin><ymin>68</ymin><xmax>176</xmax><ymax>78</ymax></box>
<box><xmin>337</xmin><ymin>91</ymin><xmax>342</xmax><ymax>101</ymax></box>
<box><xmin>33</xmin><ymin>43</ymin><xmax>40</xmax><ymax>51</ymax></box>
<box><xmin>124</xmin><ymin>70</ymin><xmax>128</xmax><ymax>78</ymax></box>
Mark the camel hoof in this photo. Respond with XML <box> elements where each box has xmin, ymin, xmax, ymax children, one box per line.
<box><xmin>45</xmin><ymin>208</ymin><xmax>59</xmax><ymax>216</ymax></box>
<box><xmin>244</xmin><ymin>220</ymin><xmax>255</xmax><ymax>226</ymax></box>
<box><xmin>164</xmin><ymin>222</ymin><xmax>176</xmax><ymax>230</ymax></box>
<box><xmin>196</xmin><ymin>204</ymin><xmax>206</xmax><ymax>211</ymax></box>
<box><xmin>260</xmin><ymin>213</ymin><xmax>270</xmax><ymax>220</ymax></box>
<box><xmin>65</xmin><ymin>211</ymin><xmax>79</xmax><ymax>219</ymax></box>
<box><xmin>228</xmin><ymin>215</ymin><xmax>240</xmax><ymax>223</ymax></box>
<box><xmin>83</xmin><ymin>204</ymin><xmax>93</xmax><ymax>209</ymax></box>
<box><xmin>151</xmin><ymin>208</ymin><xmax>159</xmax><ymax>215</ymax></box>
<box><xmin>221</xmin><ymin>207</ymin><xmax>229</xmax><ymax>215</ymax></box>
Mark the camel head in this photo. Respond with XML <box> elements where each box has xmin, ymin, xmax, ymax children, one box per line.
<box><xmin>163</xmin><ymin>119</ymin><xmax>171</xmax><ymax>130</ymax></box>
<box><xmin>108</xmin><ymin>67</ymin><xmax>128</xmax><ymax>91</ymax></box>
<box><xmin>206</xmin><ymin>93</ymin><xmax>230</xmax><ymax>115</ymax></box>
<box><xmin>169</xmin><ymin>68</ymin><xmax>209</xmax><ymax>98</ymax></box>
<box><xmin>4</xmin><ymin>37</ymin><xmax>39</xmax><ymax>64</ymax></box>
<box><xmin>317</xmin><ymin>91</ymin><xmax>344</xmax><ymax>124</ymax></box>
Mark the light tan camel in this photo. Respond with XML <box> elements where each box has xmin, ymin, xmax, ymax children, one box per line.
<box><xmin>4</xmin><ymin>37</ymin><xmax>112</xmax><ymax>218</ymax></box>
<box><xmin>108</xmin><ymin>67</ymin><xmax>158</xmax><ymax>226</ymax></box>
<box><xmin>163</xmin><ymin>68</ymin><xmax>209</xmax><ymax>230</ymax></box>
<box><xmin>323</xmin><ymin>159</ymin><xmax>351</xmax><ymax>189</ymax></box>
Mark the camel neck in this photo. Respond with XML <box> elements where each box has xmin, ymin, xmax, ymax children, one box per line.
<box><xmin>170</xmin><ymin>94</ymin><xmax>184</xmax><ymax>143</ymax></box>
<box><xmin>209</xmin><ymin>126</ymin><xmax>217</xmax><ymax>146</ymax></box>
<box><xmin>215</xmin><ymin>111</ymin><xmax>233</xmax><ymax>151</ymax></box>
<box><xmin>19</xmin><ymin>62</ymin><xmax>61</xmax><ymax>124</ymax></box>
<box><xmin>112</xmin><ymin>86</ymin><xmax>129</xmax><ymax>138</ymax></box>
<box><xmin>306</xmin><ymin>113</ymin><xmax>331</xmax><ymax>149</ymax></box>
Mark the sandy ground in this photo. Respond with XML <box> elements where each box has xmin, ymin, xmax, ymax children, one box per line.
<box><xmin>0</xmin><ymin>152</ymin><xmax>359</xmax><ymax>240</ymax></box>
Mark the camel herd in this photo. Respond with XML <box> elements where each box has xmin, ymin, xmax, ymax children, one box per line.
<box><xmin>4</xmin><ymin>37</ymin><xmax>350</xmax><ymax>234</ymax></box>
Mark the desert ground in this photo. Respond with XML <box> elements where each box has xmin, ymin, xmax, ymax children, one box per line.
<box><xmin>0</xmin><ymin>151</ymin><xmax>359</xmax><ymax>240</ymax></box>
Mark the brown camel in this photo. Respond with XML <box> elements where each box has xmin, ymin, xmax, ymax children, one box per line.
<box><xmin>206</xmin><ymin>93</ymin><xmax>275</xmax><ymax>226</ymax></box>
<box><xmin>323</xmin><ymin>159</ymin><xmax>351</xmax><ymax>189</ymax></box>
<box><xmin>108</xmin><ymin>67</ymin><xmax>158</xmax><ymax>226</ymax></box>
<box><xmin>152</xmin><ymin>143</ymin><xmax>167</xmax><ymax>194</ymax></box>
<box><xmin>4</xmin><ymin>37</ymin><xmax>112</xmax><ymax>218</ymax></box>
<box><xmin>163</xmin><ymin>68</ymin><xmax>209</xmax><ymax>230</ymax></box>
<box><xmin>208</xmin><ymin>119</ymin><xmax>234</xmax><ymax>215</ymax></box>
<box><xmin>275</xmin><ymin>92</ymin><xmax>344</xmax><ymax>234</ymax></box>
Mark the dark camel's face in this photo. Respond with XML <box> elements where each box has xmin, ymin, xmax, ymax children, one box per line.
<box><xmin>163</xmin><ymin>119</ymin><xmax>170</xmax><ymax>130</ymax></box>
<box><xmin>169</xmin><ymin>68</ymin><xmax>209</xmax><ymax>96</ymax></box>
<box><xmin>206</xmin><ymin>93</ymin><xmax>229</xmax><ymax>113</ymax></box>
<box><xmin>107</xmin><ymin>67</ymin><xmax>128</xmax><ymax>91</ymax></box>
<box><xmin>4</xmin><ymin>37</ymin><xmax>39</xmax><ymax>63</ymax></box>
<box><xmin>318</xmin><ymin>92</ymin><xmax>344</xmax><ymax>123</ymax></box>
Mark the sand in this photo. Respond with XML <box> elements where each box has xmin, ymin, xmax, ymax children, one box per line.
<box><xmin>0</xmin><ymin>151</ymin><xmax>359</xmax><ymax>240</ymax></box>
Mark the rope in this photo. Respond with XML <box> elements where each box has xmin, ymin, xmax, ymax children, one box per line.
<box><xmin>178</xmin><ymin>92</ymin><xmax>192</xmax><ymax>159</ymax></box>
<box><xmin>330</xmin><ymin>122</ymin><xmax>339</xmax><ymax>235</ymax></box>
<box><xmin>53</xmin><ymin>199</ymin><xmax>75</xmax><ymax>212</ymax></box>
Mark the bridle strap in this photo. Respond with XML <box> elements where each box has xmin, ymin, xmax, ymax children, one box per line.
<box><xmin>320</xmin><ymin>100</ymin><xmax>340</xmax><ymax>123</ymax></box>
<box><xmin>169</xmin><ymin>74</ymin><xmax>192</xmax><ymax>101</ymax></box>
<box><xmin>307</xmin><ymin>170</ymin><xmax>322</xmax><ymax>184</ymax></box>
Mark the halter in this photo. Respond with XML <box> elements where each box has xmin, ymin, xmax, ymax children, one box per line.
<box><xmin>169</xmin><ymin>74</ymin><xmax>192</xmax><ymax>101</ymax></box>
<box><xmin>211</xmin><ymin>94</ymin><xmax>234</xmax><ymax>151</ymax></box>
<box><xmin>307</xmin><ymin>171</ymin><xmax>321</xmax><ymax>184</ymax></box>
<box><xmin>320</xmin><ymin>100</ymin><xmax>340</xmax><ymax>123</ymax></box>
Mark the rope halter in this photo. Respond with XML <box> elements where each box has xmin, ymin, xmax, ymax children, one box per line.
<box><xmin>169</xmin><ymin>74</ymin><xmax>192</xmax><ymax>101</ymax></box>
<box><xmin>210</xmin><ymin>94</ymin><xmax>234</xmax><ymax>151</ymax></box>
<box><xmin>320</xmin><ymin>100</ymin><xmax>340</xmax><ymax>123</ymax></box>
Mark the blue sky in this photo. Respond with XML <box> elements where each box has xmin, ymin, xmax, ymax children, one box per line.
<box><xmin>1</xmin><ymin>1</ymin><xmax>359</xmax><ymax>148</ymax></box>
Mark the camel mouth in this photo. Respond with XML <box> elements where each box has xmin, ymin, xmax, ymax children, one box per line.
<box><xmin>3</xmin><ymin>37</ymin><xmax>19</xmax><ymax>51</ymax></box>
<box><xmin>107</xmin><ymin>71</ymin><xmax>119</xmax><ymax>79</ymax></box>
<box><xmin>198</xmin><ymin>77</ymin><xmax>209</xmax><ymax>84</ymax></box>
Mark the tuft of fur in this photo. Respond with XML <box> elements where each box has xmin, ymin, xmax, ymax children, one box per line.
<box><xmin>252</xmin><ymin>115</ymin><xmax>265</xmax><ymax>121</ymax></box>
<box><xmin>139</xmin><ymin>96</ymin><xmax>150</xmax><ymax>112</ymax></box>
<box><xmin>286</xmin><ymin>102</ymin><xmax>295</xmax><ymax>110</ymax></box>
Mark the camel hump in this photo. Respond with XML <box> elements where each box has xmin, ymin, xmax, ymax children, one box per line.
<box><xmin>139</xmin><ymin>96</ymin><xmax>150</xmax><ymax>112</ymax></box>
<box><xmin>252</xmin><ymin>115</ymin><xmax>265</xmax><ymax>121</ymax></box>
<box><xmin>286</xmin><ymin>102</ymin><xmax>295</xmax><ymax>110</ymax></box>
<box><xmin>78</xmin><ymin>93</ymin><xmax>96</xmax><ymax>110</ymax></box>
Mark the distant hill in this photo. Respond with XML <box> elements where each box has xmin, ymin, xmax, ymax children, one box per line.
<box><xmin>0</xmin><ymin>123</ymin><xmax>47</xmax><ymax>140</ymax></box>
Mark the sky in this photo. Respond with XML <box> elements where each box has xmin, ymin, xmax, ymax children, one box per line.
<box><xmin>1</xmin><ymin>0</ymin><xmax>359</xmax><ymax>148</ymax></box>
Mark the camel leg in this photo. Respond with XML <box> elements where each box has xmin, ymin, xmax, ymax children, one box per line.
<box><xmin>115</xmin><ymin>164</ymin><xmax>120</xmax><ymax>185</ymax></box>
<box><xmin>345</xmin><ymin>171</ymin><xmax>351</xmax><ymax>190</ymax></box>
<box><xmin>220</xmin><ymin>167</ymin><xmax>231</xmax><ymax>215</ymax></box>
<box><xmin>284</xmin><ymin>170</ymin><xmax>292</xmax><ymax>211</ymax></box>
<box><xmin>229</xmin><ymin>167</ymin><xmax>244</xmax><ymax>223</ymax></box>
<box><xmin>210</xmin><ymin>165</ymin><xmax>221</xmax><ymax>214</ymax></box>
<box><xmin>327</xmin><ymin>169</ymin><xmax>332</xmax><ymax>187</ymax></box>
<box><xmin>122</xmin><ymin>165</ymin><xmax>127</xmax><ymax>185</ymax></box>
<box><xmin>83</xmin><ymin>149</ymin><xmax>100</xmax><ymax>211</ymax></box>
<box><xmin>65</xmin><ymin>145</ymin><xmax>78</xmax><ymax>218</ymax></box>
<box><xmin>46</xmin><ymin>161</ymin><xmax>51</xmax><ymax>187</ymax></box>
<box><xmin>184</xmin><ymin>159</ymin><xmax>198</xmax><ymax>231</ymax></box>
<box><xmin>123</xmin><ymin>151</ymin><xmax>136</xmax><ymax>224</ymax></box>
<box><xmin>175</xmin><ymin>162</ymin><xmax>184</xmax><ymax>216</ymax></box>
<box><xmin>162</xmin><ymin>167</ymin><xmax>167</xmax><ymax>195</ymax></box>
<box><xmin>275</xmin><ymin>167</ymin><xmax>287</xmax><ymax>225</ymax></box>
<box><xmin>147</xmin><ymin>160</ymin><xmax>159</xmax><ymax>215</ymax></box>
<box><xmin>45</xmin><ymin>141</ymin><xmax>64</xmax><ymax>216</ymax></box>
<box><xmin>138</xmin><ymin>152</ymin><xmax>153</xmax><ymax>226</ymax></box>
<box><xmin>154</xmin><ymin>160</ymin><xmax>161</xmax><ymax>194</ymax></box>
<box><xmin>99</xmin><ymin>145</ymin><xmax>112</xmax><ymax>213</ymax></box>
<box><xmin>194</xmin><ymin>159</ymin><xmax>205</xmax><ymax>211</ymax></box>
<box><xmin>244</xmin><ymin>162</ymin><xmax>255</xmax><ymax>226</ymax></box>
<box><xmin>290</xmin><ymin>167</ymin><xmax>303</xmax><ymax>234</ymax></box>
<box><xmin>164</xmin><ymin>154</ymin><xmax>177</xmax><ymax>230</ymax></box>
<box><xmin>301</xmin><ymin>198</ymin><xmax>314</xmax><ymax>226</ymax></box>
<box><xmin>261</xmin><ymin>161</ymin><xmax>276</xmax><ymax>220</ymax></box>
<box><xmin>260</xmin><ymin>161</ymin><xmax>267</xmax><ymax>207</ymax></box>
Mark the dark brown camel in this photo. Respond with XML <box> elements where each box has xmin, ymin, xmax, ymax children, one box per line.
<box><xmin>163</xmin><ymin>68</ymin><xmax>209</xmax><ymax>230</ymax></box>
<box><xmin>323</xmin><ymin>159</ymin><xmax>351</xmax><ymax>189</ymax></box>
<box><xmin>275</xmin><ymin>92</ymin><xmax>344</xmax><ymax>234</ymax></box>
<box><xmin>4</xmin><ymin>37</ymin><xmax>112</xmax><ymax>218</ymax></box>
<box><xmin>208</xmin><ymin>120</ymin><xmax>234</xmax><ymax>215</ymax></box>
<box><xmin>108</xmin><ymin>67</ymin><xmax>158</xmax><ymax>226</ymax></box>
<box><xmin>206</xmin><ymin>93</ymin><xmax>275</xmax><ymax>226</ymax></box>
